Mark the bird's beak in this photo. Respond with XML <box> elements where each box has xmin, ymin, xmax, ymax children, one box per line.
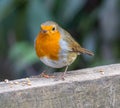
<box><xmin>41</xmin><ymin>30</ymin><xmax>48</xmax><ymax>33</ymax></box>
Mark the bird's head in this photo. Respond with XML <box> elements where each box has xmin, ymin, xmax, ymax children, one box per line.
<box><xmin>40</xmin><ymin>21</ymin><xmax>59</xmax><ymax>36</ymax></box>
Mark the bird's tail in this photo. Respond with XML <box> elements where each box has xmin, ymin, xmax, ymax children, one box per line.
<box><xmin>80</xmin><ymin>48</ymin><xmax>94</xmax><ymax>56</ymax></box>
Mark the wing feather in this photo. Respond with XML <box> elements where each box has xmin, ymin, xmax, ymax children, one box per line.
<box><xmin>60</xmin><ymin>28</ymin><xmax>94</xmax><ymax>56</ymax></box>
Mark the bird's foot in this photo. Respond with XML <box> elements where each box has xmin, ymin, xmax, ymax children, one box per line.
<box><xmin>40</xmin><ymin>72</ymin><xmax>55</xmax><ymax>78</ymax></box>
<box><xmin>54</xmin><ymin>73</ymin><xmax>65</xmax><ymax>81</ymax></box>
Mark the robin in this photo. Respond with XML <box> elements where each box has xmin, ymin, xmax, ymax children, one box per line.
<box><xmin>35</xmin><ymin>21</ymin><xmax>94</xmax><ymax>80</ymax></box>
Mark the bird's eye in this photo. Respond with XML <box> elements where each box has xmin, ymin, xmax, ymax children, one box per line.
<box><xmin>52</xmin><ymin>27</ymin><xmax>55</xmax><ymax>31</ymax></box>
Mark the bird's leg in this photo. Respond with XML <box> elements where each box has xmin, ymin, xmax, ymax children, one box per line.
<box><xmin>40</xmin><ymin>67</ymin><xmax>55</xmax><ymax>78</ymax></box>
<box><xmin>61</xmin><ymin>65</ymin><xmax>69</xmax><ymax>80</ymax></box>
<box><xmin>55</xmin><ymin>65</ymin><xmax>69</xmax><ymax>81</ymax></box>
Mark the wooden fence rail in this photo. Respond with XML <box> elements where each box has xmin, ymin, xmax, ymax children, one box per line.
<box><xmin>0</xmin><ymin>64</ymin><xmax>120</xmax><ymax>108</ymax></box>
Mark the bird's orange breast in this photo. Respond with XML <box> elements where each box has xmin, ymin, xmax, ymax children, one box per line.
<box><xmin>35</xmin><ymin>31</ymin><xmax>61</xmax><ymax>60</ymax></box>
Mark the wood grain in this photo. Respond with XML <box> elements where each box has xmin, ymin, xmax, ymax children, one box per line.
<box><xmin>0</xmin><ymin>64</ymin><xmax>120</xmax><ymax>108</ymax></box>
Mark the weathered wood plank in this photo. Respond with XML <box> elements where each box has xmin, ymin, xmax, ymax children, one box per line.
<box><xmin>0</xmin><ymin>64</ymin><xmax>120</xmax><ymax>108</ymax></box>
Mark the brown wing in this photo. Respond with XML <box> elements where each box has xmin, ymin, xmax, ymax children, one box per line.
<box><xmin>62</xmin><ymin>29</ymin><xmax>94</xmax><ymax>56</ymax></box>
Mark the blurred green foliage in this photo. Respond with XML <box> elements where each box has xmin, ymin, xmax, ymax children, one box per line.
<box><xmin>0</xmin><ymin>0</ymin><xmax>120</xmax><ymax>80</ymax></box>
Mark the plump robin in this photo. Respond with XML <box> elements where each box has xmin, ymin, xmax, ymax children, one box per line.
<box><xmin>35</xmin><ymin>21</ymin><xmax>94</xmax><ymax>80</ymax></box>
